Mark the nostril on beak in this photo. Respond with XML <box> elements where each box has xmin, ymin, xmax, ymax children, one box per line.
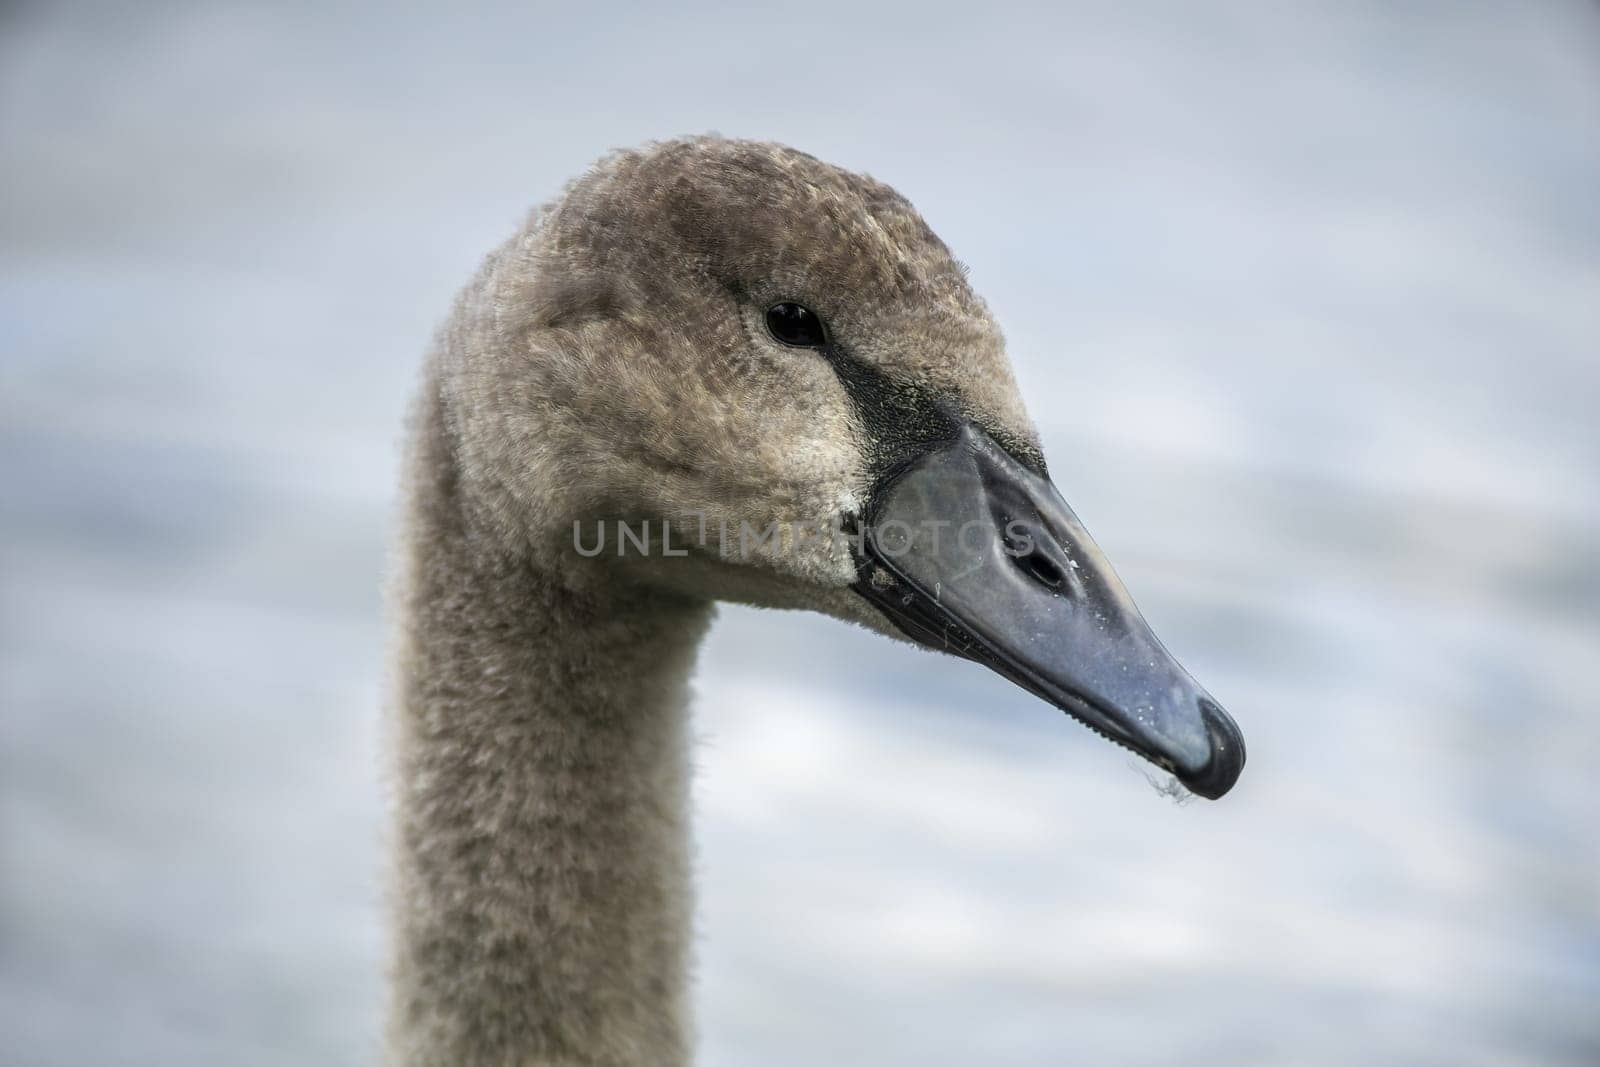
<box><xmin>1003</xmin><ymin>527</ymin><xmax>1066</xmax><ymax>590</ymax></box>
<box><xmin>1019</xmin><ymin>549</ymin><xmax>1064</xmax><ymax>589</ymax></box>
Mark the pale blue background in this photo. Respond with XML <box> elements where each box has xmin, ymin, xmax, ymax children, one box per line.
<box><xmin>3</xmin><ymin>2</ymin><xmax>1598</xmax><ymax>1064</ymax></box>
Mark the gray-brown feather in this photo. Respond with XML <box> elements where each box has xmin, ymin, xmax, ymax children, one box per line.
<box><xmin>387</xmin><ymin>135</ymin><xmax>1041</xmax><ymax>1065</ymax></box>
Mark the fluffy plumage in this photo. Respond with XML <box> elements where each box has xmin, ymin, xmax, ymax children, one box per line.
<box><xmin>388</xmin><ymin>136</ymin><xmax>1044</xmax><ymax>1065</ymax></box>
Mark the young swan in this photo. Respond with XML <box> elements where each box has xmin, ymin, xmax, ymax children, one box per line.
<box><xmin>389</xmin><ymin>136</ymin><xmax>1245</xmax><ymax>1065</ymax></box>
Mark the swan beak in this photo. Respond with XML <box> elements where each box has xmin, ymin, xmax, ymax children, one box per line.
<box><xmin>850</xmin><ymin>423</ymin><xmax>1246</xmax><ymax>799</ymax></box>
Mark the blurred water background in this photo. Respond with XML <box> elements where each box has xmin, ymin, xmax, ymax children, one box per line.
<box><xmin>3</xmin><ymin>2</ymin><xmax>1598</xmax><ymax>1065</ymax></box>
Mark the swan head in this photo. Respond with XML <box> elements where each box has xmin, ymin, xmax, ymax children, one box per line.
<box><xmin>442</xmin><ymin>136</ymin><xmax>1245</xmax><ymax>799</ymax></box>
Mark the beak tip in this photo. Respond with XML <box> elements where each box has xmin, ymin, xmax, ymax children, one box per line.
<box><xmin>1177</xmin><ymin>699</ymin><xmax>1247</xmax><ymax>800</ymax></box>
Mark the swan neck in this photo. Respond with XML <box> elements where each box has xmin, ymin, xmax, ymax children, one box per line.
<box><xmin>388</xmin><ymin>382</ymin><xmax>711</xmax><ymax>1065</ymax></box>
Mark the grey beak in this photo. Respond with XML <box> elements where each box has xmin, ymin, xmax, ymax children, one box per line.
<box><xmin>851</xmin><ymin>422</ymin><xmax>1245</xmax><ymax>799</ymax></box>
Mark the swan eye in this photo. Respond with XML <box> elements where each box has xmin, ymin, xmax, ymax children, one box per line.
<box><xmin>765</xmin><ymin>302</ymin><xmax>829</xmax><ymax>347</ymax></box>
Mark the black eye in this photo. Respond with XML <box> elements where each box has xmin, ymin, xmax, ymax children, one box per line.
<box><xmin>765</xmin><ymin>302</ymin><xmax>829</xmax><ymax>347</ymax></box>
